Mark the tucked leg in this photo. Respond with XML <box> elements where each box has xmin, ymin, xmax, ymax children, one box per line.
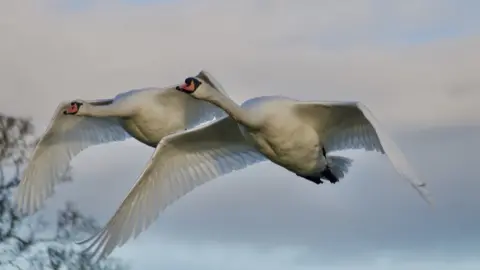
<box><xmin>320</xmin><ymin>146</ymin><xmax>339</xmax><ymax>184</ymax></box>
<box><xmin>296</xmin><ymin>174</ymin><xmax>324</xmax><ymax>185</ymax></box>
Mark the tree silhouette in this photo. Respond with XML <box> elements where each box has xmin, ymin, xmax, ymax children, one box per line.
<box><xmin>0</xmin><ymin>114</ymin><xmax>129</xmax><ymax>270</ymax></box>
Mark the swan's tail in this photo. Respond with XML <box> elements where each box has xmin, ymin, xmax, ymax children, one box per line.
<box><xmin>326</xmin><ymin>155</ymin><xmax>353</xmax><ymax>181</ymax></box>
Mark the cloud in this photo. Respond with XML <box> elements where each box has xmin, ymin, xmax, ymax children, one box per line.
<box><xmin>111</xmin><ymin>237</ymin><xmax>480</xmax><ymax>270</ymax></box>
<box><xmin>2</xmin><ymin>0</ymin><xmax>480</xmax><ymax>269</ymax></box>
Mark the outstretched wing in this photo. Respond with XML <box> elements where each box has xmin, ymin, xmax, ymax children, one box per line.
<box><xmin>294</xmin><ymin>101</ymin><xmax>432</xmax><ymax>205</ymax></box>
<box><xmin>77</xmin><ymin>116</ymin><xmax>265</xmax><ymax>262</ymax></box>
<box><xmin>15</xmin><ymin>100</ymin><xmax>130</xmax><ymax>215</ymax></box>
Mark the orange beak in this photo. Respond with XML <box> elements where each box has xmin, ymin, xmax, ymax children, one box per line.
<box><xmin>66</xmin><ymin>103</ymin><xmax>78</xmax><ymax>114</ymax></box>
<box><xmin>179</xmin><ymin>82</ymin><xmax>195</xmax><ymax>92</ymax></box>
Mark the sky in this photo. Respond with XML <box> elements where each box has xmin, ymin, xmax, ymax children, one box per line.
<box><xmin>1</xmin><ymin>0</ymin><xmax>480</xmax><ymax>269</ymax></box>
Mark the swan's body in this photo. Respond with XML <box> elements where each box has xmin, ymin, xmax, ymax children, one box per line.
<box><xmin>15</xmin><ymin>70</ymin><xmax>228</xmax><ymax>215</ymax></box>
<box><xmin>236</xmin><ymin>96</ymin><xmax>329</xmax><ymax>176</ymax></box>
<box><xmin>79</xmin><ymin>75</ymin><xmax>432</xmax><ymax>261</ymax></box>
<box><xmin>114</xmin><ymin>86</ymin><xmax>223</xmax><ymax>146</ymax></box>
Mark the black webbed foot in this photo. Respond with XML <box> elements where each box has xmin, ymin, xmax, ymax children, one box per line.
<box><xmin>297</xmin><ymin>174</ymin><xmax>324</xmax><ymax>185</ymax></box>
<box><xmin>320</xmin><ymin>167</ymin><xmax>339</xmax><ymax>184</ymax></box>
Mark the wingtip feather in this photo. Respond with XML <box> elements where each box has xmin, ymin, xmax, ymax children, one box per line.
<box><xmin>413</xmin><ymin>183</ymin><xmax>434</xmax><ymax>208</ymax></box>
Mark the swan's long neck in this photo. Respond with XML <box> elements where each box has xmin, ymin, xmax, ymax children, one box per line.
<box><xmin>80</xmin><ymin>102</ymin><xmax>134</xmax><ymax>118</ymax></box>
<box><xmin>205</xmin><ymin>92</ymin><xmax>261</xmax><ymax>129</ymax></box>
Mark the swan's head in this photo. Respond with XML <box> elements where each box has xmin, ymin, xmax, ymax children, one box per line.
<box><xmin>175</xmin><ymin>76</ymin><xmax>216</xmax><ymax>100</ymax></box>
<box><xmin>176</xmin><ymin>77</ymin><xmax>202</xmax><ymax>94</ymax></box>
<box><xmin>63</xmin><ymin>100</ymin><xmax>88</xmax><ymax>115</ymax></box>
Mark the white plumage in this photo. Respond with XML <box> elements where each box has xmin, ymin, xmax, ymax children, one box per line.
<box><xmin>78</xmin><ymin>75</ymin><xmax>432</xmax><ymax>261</ymax></box>
<box><xmin>15</xmin><ymin>70</ymin><xmax>229</xmax><ymax>216</ymax></box>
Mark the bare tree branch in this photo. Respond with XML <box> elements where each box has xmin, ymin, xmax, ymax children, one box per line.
<box><xmin>0</xmin><ymin>114</ymin><xmax>130</xmax><ymax>270</ymax></box>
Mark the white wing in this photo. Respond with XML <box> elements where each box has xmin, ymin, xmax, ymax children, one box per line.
<box><xmin>294</xmin><ymin>101</ymin><xmax>432</xmax><ymax>205</ymax></box>
<box><xmin>15</xmin><ymin>100</ymin><xmax>129</xmax><ymax>215</ymax></box>
<box><xmin>77</xmin><ymin>116</ymin><xmax>265</xmax><ymax>261</ymax></box>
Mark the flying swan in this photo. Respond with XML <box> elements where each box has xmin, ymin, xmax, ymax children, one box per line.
<box><xmin>14</xmin><ymin>70</ymin><xmax>229</xmax><ymax>215</ymax></box>
<box><xmin>78</xmin><ymin>74</ymin><xmax>432</xmax><ymax>261</ymax></box>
